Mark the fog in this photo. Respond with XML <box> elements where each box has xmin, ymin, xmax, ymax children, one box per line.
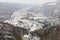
<box><xmin>0</xmin><ymin>0</ymin><xmax>56</xmax><ymax>5</ymax></box>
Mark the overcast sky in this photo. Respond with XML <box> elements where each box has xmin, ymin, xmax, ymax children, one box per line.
<box><xmin>0</xmin><ymin>0</ymin><xmax>56</xmax><ymax>4</ymax></box>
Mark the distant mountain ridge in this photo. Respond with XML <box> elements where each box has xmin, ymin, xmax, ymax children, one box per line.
<box><xmin>0</xmin><ymin>2</ymin><xmax>32</xmax><ymax>21</ymax></box>
<box><xmin>28</xmin><ymin>0</ymin><xmax>60</xmax><ymax>20</ymax></box>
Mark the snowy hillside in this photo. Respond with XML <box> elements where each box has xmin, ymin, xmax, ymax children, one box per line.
<box><xmin>4</xmin><ymin>9</ymin><xmax>49</xmax><ymax>40</ymax></box>
<box><xmin>4</xmin><ymin>9</ymin><xmax>60</xmax><ymax>40</ymax></box>
<box><xmin>5</xmin><ymin>10</ymin><xmax>47</xmax><ymax>32</ymax></box>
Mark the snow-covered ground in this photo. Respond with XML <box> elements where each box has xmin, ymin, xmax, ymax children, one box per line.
<box><xmin>5</xmin><ymin>10</ymin><xmax>47</xmax><ymax>32</ymax></box>
<box><xmin>4</xmin><ymin>9</ymin><xmax>60</xmax><ymax>40</ymax></box>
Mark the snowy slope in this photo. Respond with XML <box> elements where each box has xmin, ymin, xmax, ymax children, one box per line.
<box><xmin>5</xmin><ymin>9</ymin><xmax>47</xmax><ymax>32</ymax></box>
<box><xmin>4</xmin><ymin>9</ymin><xmax>60</xmax><ymax>40</ymax></box>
